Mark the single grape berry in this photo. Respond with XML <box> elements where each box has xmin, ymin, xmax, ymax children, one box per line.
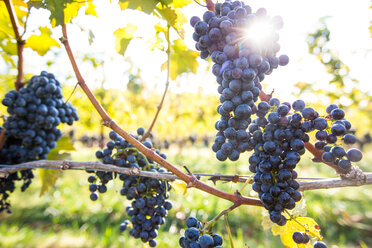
<box><xmin>313</xmin><ymin>241</ymin><xmax>327</xmax><ymax>248</ymax></box>
<box><xmin>292</xmin><ymin>231</ymin><xmax>305</xmax><ymax>244</ymax></box>
<box><xmin>346</xmin><ymin>148</ymin><xmax>363</xmax><ymax>162</ymax></box>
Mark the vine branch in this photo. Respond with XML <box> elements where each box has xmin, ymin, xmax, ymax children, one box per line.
<box><xmin>141</xmin><ymin>25</ymin><xmax>171</xmax><ymax>142</ymax></box>
<box><xmin>4</xmin><ymin>0</ymin><xmax>25</xmax><ymax>91</ymax></box>
<box><xmin>0</xmin><ymin>160</ymin><xmax>371</xmax><ymax>191</ymax></box>
<box><xmin>60</xmin><ymin>23</ymin><xmax>262</xmax><ymax>207</ymax></box>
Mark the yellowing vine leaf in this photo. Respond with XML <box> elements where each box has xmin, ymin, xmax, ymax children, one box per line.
<box><xmin>162</xmin><ymin>38</ymin><xmax>199</xmax><ymax>80</ymax></box>
<box><xmin>85</xmin><ymin>2</ymin><xmax>97</xmax><ymax>16</ymax></box>
<box><xmin>119</xmin><ymin>0</ymin><xmax>160</xmax><ymax>14</ymax></box>
<box><xmin>28</xmin><ymin>0</ymin><xmax>93</xmax><ymax>27</ymax></box>
<box><xmin>39</xmin><ymin>169</ymin><xmax>62</xmax><ymax>196</ymax></box>
<box><xmin>272</xmin><ymin>216</ymin><xmax>322</xmax><ymax>248</ymax></box>
<box><xmin>170</xmin><ymin>0</ymin><xmax>193</xmax><ymax>8</ymax></box>
<box><xmin>156</xmin><ymin>6</ymin><xmax>186</xmax><ymax>39</ymax></box>
<box><xmin>171</xmin><ymin>180</ymin><xmax>187</xmax><ymax>195</ymax></box>
<box><xmin>114</xmin><ymin>24</ymin><xmax>137</xmax><ymax>56</ymax></box>
<box><xmin>64</xmin><ymin>2</ymin><xmax>84</xmax><ymax>24</ymax></box>
<box><xmin>39</xmin><ymin>136</ymin><xmax>76</xmax><ymax>196</ymax></box>
<box><xmin>25</xmin><ymin>26</ymin><xmax>60</xmax><ymax>56</ymax></box>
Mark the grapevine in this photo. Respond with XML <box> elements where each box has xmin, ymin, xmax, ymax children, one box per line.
<box><xmin>0</xmin><ymin>0</ymin><xmax>370</xmax><ymax>248</ymax></box>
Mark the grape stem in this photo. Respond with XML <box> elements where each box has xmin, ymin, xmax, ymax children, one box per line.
<box><xmin>259</xmin><ymin>89</ymin><xmax>274</xmax><ymax>103</ymax></box>
<box><xmin>205</xmin><ymin>0</ymin><xmax>215</xmax><ymax>12</ymax></box>
<box><xmin>0</xmin><ymin>129</ymin><xmax>6</xmax><ymax>150</ymax></box>
<box><xmin>204</xmin><ymin>199</ymin><xmax>242</xmax><ymax>232</ymax></box>
<box><xmin>238</xmin><ymin>174</ymin><xmax>253</xmax><ymax>193</ymax></box>
<box><xmin>60</xmin><ymin>23</ymin><xmax>262</xmax><ymax>207</ymax></box>
<box><xmin>141</xmin><ymin>25</ymin><xmax>171</xmax><ymax>142</ymax></box>
<box><xmin>224</xmin><ymin>214</ymin><xmax>235</xmax><ymax>248</ymax></box>
<box><xmin>4</xmin><ymin>0</ymin><xmax>25</xmax><ymax>91</ymax></box>
<box><xmin>284</xmin><ymin>209</ymin><xmax>309</xmax><ymax>231</ymax></box>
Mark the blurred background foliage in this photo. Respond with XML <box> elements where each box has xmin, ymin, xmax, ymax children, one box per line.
<box><xmin>0</xmin><ymin>0</ymin><xmax>372</xmax><ymax>248</ymax></box>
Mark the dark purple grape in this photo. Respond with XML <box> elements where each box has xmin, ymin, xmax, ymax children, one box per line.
<box><xmin>346</xmin><ymin>148</ymin><xmax>362</xmax><ymax>162</ymax></box>
<box><xmin>190</xmin><ymin>16</ymin><xmax>201</xmax><ymax>27</ymax></box>
<box><xmin>313</xmin><ymin>241</ymin><xmax>327</xmax><ymax>248</ymax></box>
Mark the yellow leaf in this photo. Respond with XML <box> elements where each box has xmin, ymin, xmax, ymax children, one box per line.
<box><xmin>64</xmin><ymin>2</ymin><xmax>84</xmax><ymax>24</ymax></box>
<box><xmin>161</xmin><ymin>61</ymin><xmax>167</xmax><ymax>72</ymax></box>
<box><xmin>295</xmin><ymin>81</ymin><xmax>309</xmax><ymax>91</ymax></box>
<box><xmin>119</xmin><ymin>0</ymin><xmax>158</xmax><ymax>14</ymax></box>
<box><xmin>156</xmin><ymin>6</ymin><xmax>186</xmax><ymax>39</ymax></box>
<box><xmin>114</xmin><ymin>24</ymin><xmax>137</xmax><ymax>55</ymax></box>
<box><xmin>154</xmin><ymin>23</ymin><xmax>167</xmax><ymax>34</ymax></box>
<box><xmin>85</xmin><ymin>2</ymin><xmax>97</xmax><ymax>16</ymax></box>
<box><xmin>272</xmin><ymin>217</ymin><xmax>322</xmax><ymax>248</ymax></box>
<box><xmin>171</xmin><ymin>180</ymin><xmax>187</xmax><ymax>195</ymax></box>
<box><xmin>2</xmin><ymin>40</ymin><xmax>17</xmax><ymax>55</ymax></box>
<box><xmin>167</xmin><ymin>38</ymin><xmax>199</xmax><ymax>80</ymax></box>
<box><xmin>25</xmin><ymin>26</ymin><xmax>60</xmax><ymax>56</ymax></box>
<box><xmin>39</xmin><ymin>169</ymin><xmax>61</xmax><ymax>196</ymax></box>
<box><xmin>12</xmin><ymin>0</ymin><xmax>28</xmax><ymax>7</ymax></box>
<box><xmin>143</xmin><ymin>242</ymin><xmax>150</xmax><ymax>248</ymax></box>
<box><xmin>171</xmin><ymin>0</ymin><xmax>193</xmax><ymax>8</ymax></box>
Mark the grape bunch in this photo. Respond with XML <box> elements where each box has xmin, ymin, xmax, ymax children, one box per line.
<box><xmin>90</xmin><ymin>128</ymin><xmax>172</xmax><ymax>247</ymax></box>
<box><xmin>179</xmin><ymin>216</ymin><xmax>223</xmax><ymax>248</ymax></box>
<box><xmin>248</xmin><ymin>99</ymin><xmax>319</xmax><ymax>226</ymax></box>
<box><xmin>190</xmin><ymin>0</ymin><xmax>289</xmax><ymax>161</ymax></box>
<box><xmin>313</xmin><ymin>104</ymin><xmax>363</xmax><ymax>171</ymax></box>
<box><xmin>1</xmin><ymin>71</ymin><xmax>79</xmax><ymax>162</ymax></box>
<box><xmin>0</xmin><ymin>71</ymin><xmax>79</xmax><ymax>213</ymax></box>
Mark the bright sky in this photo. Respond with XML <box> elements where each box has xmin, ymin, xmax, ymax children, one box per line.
<box><xmin>2</xmin><ymin>0</ymin><xmax>372</xmax><ymax>104</ymax></box>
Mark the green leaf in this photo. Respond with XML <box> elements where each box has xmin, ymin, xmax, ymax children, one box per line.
<box><xmin>119</xmin><ymin>0</ymin><xmax>160</xmax><ymax>14</ymax></box>
<box><xmin>25</xmin><ymin>26</ymin><xmax>60</xmax><ymax>56</ymax></box>
<box><xmin>38</xmin><ymin>136</ymin><xmax>76</xmax><ymax>196</ymax></box>
<box><xmin>162</xmin><ymin>38</ymin><xmax>199</xmax><ymax>80</ymax></box>
<box><xmin>114</xmin><ymin>24</ymin><xmax>137</xmax><ymax>56</ymax></box>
